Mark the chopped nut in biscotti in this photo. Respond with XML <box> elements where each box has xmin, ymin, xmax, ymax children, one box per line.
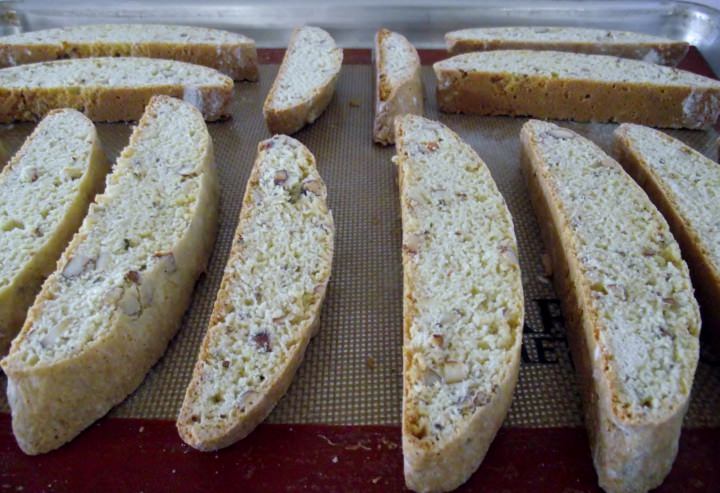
<box><xmin>252</xmin><ymin>332</ymin><xmax>272</xmax><ymax>352</ymax></box>
<box><xmin>154</xmin><ymin>251</ymin><xmax>177</xmax><ymax>274</ymax></box>
<box><xmin>274</xmin><ymin>170</ymin><xmax>289</xmax><ymax>185</ymax></box>
<box><xmin>301</xmin><ymin>179</ymin><xmax>323</xmax><ymax>196</ymax></box>
<box><xmin>443</xmin><ymin>361</ymin><xmax>468</xmax><ymax>384</ymax></box>
<box><xmin>125</xmin><ymin>270</ymin><xmax>141</xmax><ymax>283</ymax></box>
<box><xmin>118</xmin><ymin>288</ymin><xmax>141</xmax><ymax>317</ymax></box>
<box><xmin>426</xmin><ymin>141</ymin><xmax>439</xmax><ymax>152</ymax></box>
<box><xmin>431</xmin><ymin>334</ymin><xmax>444</xmax><ymax>347</ymax></box>
<box><xmin>546</xmin><ymin>128</ymin><xmax>575</xmax><ymax>139</ymax></box>
<box><xmin>62</xmin><ymin>254</ymin><xmax>91</xmax><ymax>278</ymax></box>
<box><xmin>403</xmin><ymin>233</ymin><xmax>422</xmax><ymax>254</ymax></box>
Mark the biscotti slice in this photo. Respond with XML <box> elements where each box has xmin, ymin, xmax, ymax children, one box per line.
<box><xmin>373</xmin><ymin>28</ymin><xmax>423</xmax><ymax>145</ymax></box>
<box><xmin>0</xmin><ymin>24</ymin><xmax>258</xmax><ymax>81</ymax></box>
<box><xmin>263</xmin><ymin>26</ymin><xmax>343</xmax><ymax>134</ymax></box>
<box><xmin>446</xmin><ymin>27</ymin><xmax>688</xmax><ymax>66</ymax></box>
<box><xmin>177</xmin><ymin>134</ymin><xmax>334</xmax><ymax>451</ymax></box>
<box><xmin>395</xmin><ymin>115</ymin><xmax>524</xmax><ymax>492</ymax></box>
<box><xmin>0</xmin><ymin>57</ymin><xmax>233</xmax><ymax>122</ymax></box>
<box><xmin>0</xmin><ymin>109</ymin><xmax>109</xmax><ymax>356</ymax></box>
<box><xmin>521</xmin><ymin>120</ymin><xmax>700</xmax><ymax>493</ymax></box>
<box><xmin>0</xmin><ymin>95</ymin><xmax>219</xmax><ymax>455</ymax></box>
<box><xmin>434</xmin><ymin>50</ymin><xmax>720</xmax><ymax>129</ymax></box>
<box><xmin>614</xmin><ymin>124</ymin><xmax>720</xmax><ymax>345</ymax></box>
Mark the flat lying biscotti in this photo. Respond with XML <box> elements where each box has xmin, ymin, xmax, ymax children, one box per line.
<box><xmin>395</xmin><ymin>115</ymin><xmax>524</xmax><ymax>492</ymax></box>
<box><xmin>614</xmin><ymin>123</ymin><xmax>720</xmax><ymax>345</ymax></box>
<box><xmin>177</xmin><ymin>134</ymin><xmax>334</xmax><ymax>451</ymax></box>
<box><xmin>521</xmin><ymin>119</ymin><xmax>700</xmax><ymax>493</ymax></box>
<box><xmin>0</xmin><ymin>24</ymin><xmax>258</xmax><ymax>81</ymax></box>
<box><xmin>264</xmin><ymin>26</ymin><xmax>343</xmax><ymax>135</ymax></box>
<box><xmin>434</xmin><ymin>50</ymin><xmax>720</xmax><ymax>129</ymax></box>
<box><xmin>0</xmin><ymin>95</ymin><xmax>219</xmax><ymax>455</ymax></box>
<box><xmin>0</xmin><ymin>109</ymin><xmax>109</xmax><ymax>356</ymax></box>
<box><xmin>446</xmin><ymin>27</ymin><xmax>688</xmax><ymax>66</ymax></box>
<box><xmin>0</xmin><ymin>57</ymin><xmax>234</xmax><ymax>122</ymax></box>
<box><xmin>373</xmin><ymin>28</ymin><xmax>423</xmax><ymax>145</ymax></box>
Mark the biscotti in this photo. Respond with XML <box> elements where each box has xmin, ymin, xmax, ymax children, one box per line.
<box><xmin>373</xmin><ymin>28</ymin><xmax>423</xmax><ymax>145</ymax></box>
<box><xmin>395</xmin><ymin>115</ymin><xmax>524</xmax><ymax>492</ymax></box>
<box><xmin>434</xmin><ymin>50</ymin><xmax>720</xmax><ymax>129</ymax></box>
<box><xmin>0</xmin><ymin>96</ymin><xmax>219</xmax><ymax>455</ymax></box>
<box><xmin>264</xmin><ymin>26</ymin><xmax>343</xmax><ymax>135</ymax></box>
<box><xmin>445</xmin><ymin>27</ymin><xmax>688</xmax><ymax>66</ymax></box>
<box><xmin>177</xmin><ymin>134</ymin><xmax>334</xmax><ymax>451</ymax></box>
<box><xmin>520</xmin><ymin>119</ymin><xmax>700</xmax><ymax>493</ymax></box>
<box><xmin>614</xmin><ymin>123</ymin><xmax>720</xmax><ymax>345</ymax></box>
<box><xmin>0</xmin><ymin>57</ymin><xmax>234</xmax><ymax>122</ymax></box>
<box><xmin>0</xmin><ymin>24</ymin><xmax>258</xmax><ymax>81</ymax></box>
<box><xmin>0</xmin><ymin>109</ymin><xmax>109</xmax><ymax>356</ymax></box>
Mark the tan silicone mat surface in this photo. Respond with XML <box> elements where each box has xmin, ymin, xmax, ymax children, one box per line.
<box><xmin>0</xmin><ymin>64</ymin><xmax>718</xmax><ymax>427</ymax></box>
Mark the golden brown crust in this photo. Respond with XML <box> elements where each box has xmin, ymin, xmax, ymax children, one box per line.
<box><xmin>0</xmin><ymin>40</ymin><xmax>258</xmax><ymax>81</ymax></box>
<box><xmin>520</xmin><ymin>122</ymin><xmax>688</xmax><ymax>493</ymax></box>
<box><xmin>373</xmin><ymin>29</ymin><xmax>423</xmax><ymax>145</ymax></box>
<box><xmin>446</xmin><ymin>38</ymin><xmax>688</xmax><ymax>66</ymax></box>
<box><xmin>613</xmin><ymin>127</ymin><xmax>720</xmax><ymax>350</ymax></box>
<box><xmin>0</xmin><ymin>113</ymin><xmax>110</xmax><ymax>355</ymax></box>
<box><xmin>0</xmin><ymin>97</ymin><xmax>219</xmax><ymax>455</ymax></box>
<box><xmin>435</xmin><ymin>67</ymin><xmax>720</xmax><ymax>129</ymax></box>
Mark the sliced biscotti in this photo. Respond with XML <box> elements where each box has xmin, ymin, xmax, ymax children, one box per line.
<box><xmin>0</xmin><ymin>96</ymin><xmax>219</xmax><ymax>455</ymax></box>
<box><xmin>614</xmin><ymin>124</ymin><xmax>720</xmax><ymax>345</ymax></box>
<box><xmin>373</xmin><ymin>29</ymin><xmax>423</xmax><ymax>145</ymax></box>
<box><xmin>0</xmin><ymin>109</ymin><xmax>109</xmax><ymax>356</ymax></box>
<box><xmin>177</xmin><ymin>134</ymin><xmax>334</xmax><ymax>451</ymax></box>
<box><xmin>446</xmin><ymin>27</ymin><xmax>688</xmax><ymax>66</ymax></box>
<box><xmin>521</xmin><ymin>120</ymin><xmax>700</xmax><ymax>493</ymax></box>
<box><xmin>263</xmin><ymin>26</ymin><xmax>343</xmax><ymax>135</ymax></box>
<box><xmin>0</xmin><ymin>24</ymin><xmax>258</xmax><ymax>81</ymax></box>
<box><xmin>395</xmin><ymin>115</ymin><xmax>524</xmax><ymax>492</ymax></box>
<box><xmin>0</xmin><ymin>57</ymin><xmax>234</xmax><ymax>122</ymax></box>
<box><xmin>434</xmin><ymin>50</ymin><xmax>720</xmax><ymax>129</ymax></box>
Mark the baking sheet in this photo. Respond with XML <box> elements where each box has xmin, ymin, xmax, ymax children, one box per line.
<box><xmin>0</xmin><ymin>64</ymin><xmax>718</xmax><ymax>429</ymax></box>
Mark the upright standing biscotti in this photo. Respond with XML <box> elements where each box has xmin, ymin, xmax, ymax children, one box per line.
<box><xmin>395</xmin><ymin>115</ymin><xmax>524</xmax><ymax>492</ymax></box>
<box><xmin>0</xmin><ymin>96</ymin><xmax>219</xmax><ymax>455</ymax></box>
<box><xmin>434</xmin><ymin>50</ymin><xmax>720</xmax><ymax>129</ymax></box>
<box><xmin>263</xmin><ymin>26</ymin><xmax>343</xmax><ymax>135</ymax></box>
<box><xmin>0</xmin><ymin>109</ymin><xmax>110</xmax><ymax>355</ymax></box>
<box><xmin>373</xmin><ymin>28</ymin><xmax>423</xmax><ymax>145</ymax></box>
<box><xmin>177</xmin><ymin>134</ymin><xmax>334</xmax><ymax>451</ymax></box>
<box><xmin>614</xmin><ymin>124</ymin><xmax>720</xmax><ymax>345</ymax></box>
<box><xmin>445</xmin><ymin>27</ymin><xmax>688</xmax><ymax>66</ymax></box>
<box><xmin>521</xmin><ymin>120</ymin><xmax>700</xmax><ymax>493</ymax></box>
<box><xmin>0</xmin><ymin>24</ymin><xmax>259</xmax><ymax>81</ymax></box>
<box><xmin>0</xmin><ymin>57</ymin><xmax>234</xmax><ymax>122</ymax></box>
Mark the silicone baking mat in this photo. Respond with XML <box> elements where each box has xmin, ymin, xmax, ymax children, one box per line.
<box><xmin>0</xmin><ymin>62</ymin><xmax>718</xmax><ymax>429</ymax></box>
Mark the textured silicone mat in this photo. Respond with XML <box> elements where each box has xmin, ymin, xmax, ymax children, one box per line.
<box><xmin>0</xmin><ymin>64</ymin><xmax>718</xmax><ymax>428</ymax></box>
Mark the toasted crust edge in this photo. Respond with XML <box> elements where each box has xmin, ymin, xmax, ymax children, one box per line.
<box><xmin>176</xmin><ymin>136</ymin><xmax>335</xmax><ymax>451</ymax></box>
<box><xmin>520</xmin><ymin>121</ymin><xmax>692</xmax><ymax>493</ymax></box>
<box><xmin>372</xmin><ymin>29</ymin><xmax>423</xmax><ymax>145</ymax></box>
<box><xmin>396</xmin><ymin>116</ymin><xmax>524</xmax><ymax>492</ymax></box>
<box><xmin>263</xmin><ymin>27</ymin><xmax>343</xmax><ymax>135</ymax></box>
<box><xmin>0</xmin><ymin>96</ymin><xmax>219</xmax><ymax>455</ymax></box>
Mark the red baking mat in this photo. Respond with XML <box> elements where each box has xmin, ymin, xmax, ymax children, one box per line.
<box><xmin>1</xmin><ymin>47</ymin><xmax>719</xmax><ymax>493</ymax></box>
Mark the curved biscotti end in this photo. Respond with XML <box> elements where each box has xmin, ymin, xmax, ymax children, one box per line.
<box><xmin>395</xmin><ymin>115</ymin><xmax>523</xmax><ymax>492</ymax></box>
<box><xmin>0</xmin><ymin>57</ymin><xmax>234</xmax><ymax>123</ymax></box>
<box><xmin>177</xmin><ymin>134</ymin><xmax>334</xmax><ymax>451</ymax></box>
<box><xmin>0</xmin><ymin>109</ymin><xmax>109</xmax><ymax>357</ymax></box>
<box><xmin>373</xmin><ymin>29</ymin><xmax>423</xmax><ymax>145</ymax></box>
<box><xmin>0</xmin><ymin>96</ymin><xmax>218</xmax><ymax>454</ymax></box>
<box><xmin>263</xmin><ymin>26</ymin><xmax>343</xmax><ymax>135</ymax></box>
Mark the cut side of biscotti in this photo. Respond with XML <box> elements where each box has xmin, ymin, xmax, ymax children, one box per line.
<box><xmin>614</xmin><ymin>123</ymin><xmax>720</xmax><ymax>347</ymax></box>
<box><xmin>0</xmin><ymin>95</ymin><xmax>219</xmax><ymax>455</ymax></box>
<box><xmin>177</xmin><ymin>134</ymin><xmax>334</xmax><ymax>451</ymax></box>
<box><xmin>434</xmin><ymin>50</ymin><xmax>720</xmax><ymax>129</ymax></box>
<box><xmin>0</xmin><ymin>24</ymin><xmax>259</xmax><ymax>81</ymax></box>
<box><xmin>373</xmin><ymin>28</ymin><xmax>423</xmax><ymax>145</ymax></box>
<box><xmin>263</xmin><ymin>26</ymin><xmax>343</xmax><ymax>135</ymax></box>
<box><xmin>395</xmin><ymin>115</ymin><xmax>524</xmax><ymax>492</ymax></box>
<box><xmin>0</xmin><ymin>57</ymin><xmax>234</xmax><ymax>122</ymax></box>
<box><xmin>0</xmin><ymin>109</ymin><xmax>109</xmax><ymax>355</ymax></box>
<box><xmin>521</xmin><ymin>119</ymin><xmax>699</xmax><ymax>493</ymax></box>
<box><xmin>445</xmin><ymin>27</ymin><xmax>688</xmax><ymax>65</ymax></box>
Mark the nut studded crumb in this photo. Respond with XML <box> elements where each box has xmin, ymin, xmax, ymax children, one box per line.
<box><xmin>178</xmin><ymin>134</ymin><xmax>334</xmax><ymax>451</ymax></box>
<box><xmin>395</xmin><ymin>115</ymin><xmax>523</xmax><ymax>492</ymax></box>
